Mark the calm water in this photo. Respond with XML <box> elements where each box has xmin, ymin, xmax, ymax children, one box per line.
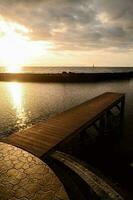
<box><xmin>0</xmin><ymin>66</ymin><xmax>133</xmax><ymax>73</ymax></box>
<box><xmin>0</xmin><ymin>79</ymin><xmax>132</xmax><ymax>196</ymax></box>
<box><xmin>0</xmin><ymin>80</ymin><xmax>133</xmax><ymax>140</ymax></box>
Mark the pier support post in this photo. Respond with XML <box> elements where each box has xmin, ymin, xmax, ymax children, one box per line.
<box><xmin>120</xmin><ymin>96</ymin><xmax>125</xmax><ymax>134</ymax></box>
<box><xmin>79</xmin><ymin>131</ymin><xmax>86</xmax><ymax>147</ymax></box>
<box><xmin>106</xmin><ymin>111</ymin><xmax>112</xmax><ymax>135</ymax></box>
<box><xmin>99</xmin><ymin>115</ymin><xmax>106</xmax><ymax>136</ymax></box>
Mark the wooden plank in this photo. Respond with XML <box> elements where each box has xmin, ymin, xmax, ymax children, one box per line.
<box><xmin>3</xmin><ymin>92</ymin><xmax>125</xmax><ymax>157</ymax></box>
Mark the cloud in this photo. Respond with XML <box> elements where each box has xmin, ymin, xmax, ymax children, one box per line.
<box><xmin>0</xmin><ymin>0</ymin><xmax>133</xmax><ymax>52</ymax></box>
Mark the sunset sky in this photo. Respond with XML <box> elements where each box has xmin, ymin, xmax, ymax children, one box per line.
<box><xmin>0</xmin><ymin>0</ymin><xmax>133</xmax><ymax>68</ymax></box>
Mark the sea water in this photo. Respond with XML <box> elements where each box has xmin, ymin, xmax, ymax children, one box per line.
<box><xmin>0</xmin><ymin>67</ymin><xmax>132</xmax><ymax>197</ymax></box>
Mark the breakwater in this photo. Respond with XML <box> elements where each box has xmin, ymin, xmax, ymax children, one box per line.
<box><xmin>0</xmin><ymin>71</ymin><xmax>133</xmax><ymax>82</ymax></box>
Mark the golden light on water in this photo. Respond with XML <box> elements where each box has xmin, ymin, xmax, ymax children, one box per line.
<box><xmin>7</xmin><ymin>82</ymin><xmax>29</xmax><ymax>129</ymax></box>
<box><xmin>8</xmin><ymin>82</ymin><xmax>22</xmax><ymax>108</ymax></box>
<box><xmin>6</xmin><ymin>65</ymin><xmax>22</xmax><ymax>73</ymax></box>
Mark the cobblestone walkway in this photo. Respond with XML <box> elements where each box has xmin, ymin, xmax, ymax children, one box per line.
<box><xmin>0</xmin><ymin>142</ymin><xmax>69</xmax><ymax>200</ymax></box>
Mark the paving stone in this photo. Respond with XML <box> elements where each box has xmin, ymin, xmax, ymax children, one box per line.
<box><xmin>0</xmin><ymin>142</ymin><xmax>69</xmax><ymax>200</ymax></box>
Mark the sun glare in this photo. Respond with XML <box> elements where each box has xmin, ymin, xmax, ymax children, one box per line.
<box><xmin>0</xmin><ymin>18</ymin><xmax>54</xmax><ymax>72</ymax></box>
<box><xmin>0</xmin><ymin>33</ymin><xmax>28</xmax><ymax>72</ymax></box>
<box><xmin>7</xmin><ymin>82</ymin><xmax>30</xmax><ymax>129</ymax></box>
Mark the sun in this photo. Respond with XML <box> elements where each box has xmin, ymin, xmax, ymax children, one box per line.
<box><xmin>0</xmin><ymin>33</ymin><xmax>29</xmax><ymax>72</ymax></box>
<box><xmin>0</xmin><ymin>19</ymin><xmax>31</xmax><ymax>72</ymax></box>
<box><xmin>0</xmin><ymin>18</ymin><xmax>54</xmax><ymax>72</ymax></box>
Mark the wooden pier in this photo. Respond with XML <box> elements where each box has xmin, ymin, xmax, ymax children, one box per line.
<box><xmin>3</xmin><ymin>92</ymin><xmax>125</xmax><ymax>158</ymax></box>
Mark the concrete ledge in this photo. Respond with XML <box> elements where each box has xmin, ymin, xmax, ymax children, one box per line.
<box><xmin>51</xmin><ymin>151</ymin><xmax>124</xmax><ymax>200</ymax></box>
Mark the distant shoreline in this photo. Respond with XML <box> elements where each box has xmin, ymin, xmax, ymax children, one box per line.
<box><xmin>0</xmin><ymin>71</ymin><xmax>133</xmax><ymax>82</ymax></box>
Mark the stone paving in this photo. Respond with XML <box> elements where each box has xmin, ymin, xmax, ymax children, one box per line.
<box><xmin>0</xmin><ymin>142</ymin><xmax>69</xmax><ymax>200</ymax></box>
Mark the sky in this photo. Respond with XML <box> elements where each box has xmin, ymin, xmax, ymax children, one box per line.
<box><xmin>0</xmin><ymin>0</ymin><xmax>133</xmax><ymax>67</ymax></box>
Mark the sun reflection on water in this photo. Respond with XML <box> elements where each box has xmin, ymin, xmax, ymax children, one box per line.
<box><xmin>9</xmin><ymin>82</ymin><xmax>22</xmax><ymax>107</ymax></box>
<box><xmin>7</xmin><ymin>82</ymin><xmax>30</xmax><ymax>130</ymax></box>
